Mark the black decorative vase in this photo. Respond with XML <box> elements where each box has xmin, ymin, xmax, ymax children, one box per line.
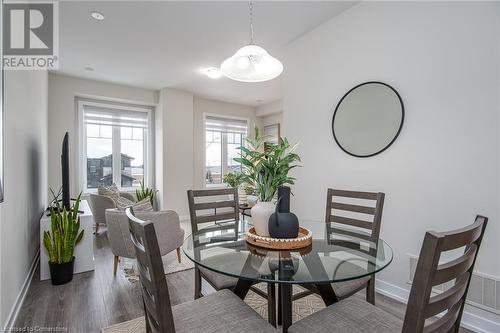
<box><xmin>49</xmin><ymin>257</ymin><xmax>75</xmax><ymax>285</ymax></box>
<box><xmin>268</xmin><ymin>186</ymin><xmax>299</xmax><ymax>239</ymax></box>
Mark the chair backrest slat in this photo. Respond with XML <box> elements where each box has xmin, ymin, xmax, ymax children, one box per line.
<box><xmin>196</xmin><ymin>211</ymin><xmax>238</xmax><ymax>224</ymax></box>
<box><xmin>432</xmin><ymin>245</ymin><xmax>477</xmax><ymax>286</ymax></box>
<box><xmin>425</xmin><ymin>273</ymin><xmax>469</xmax><ymax>318</ymax></box>
<box><xmin>187</xmin><ymin>188</ymin><xmax>239</xmax><ymax>233</ymax></box>
<box><xmin>126</xmin><ymin>207</ymin><xmax>176</xmax><ymax>333</ymax></box>
<box><xmin>326</xmin><ymin>188</ymin><xmax>385</xmax><ymax>240</ymax></box>
<box><xmin>330</xmin><ymin>215</ymin><xmax>373</xmax><ymax>229</ymax></box>
<box><xmin>402</xmin><ymin>215</ymin><xmax>488</xmax><ymax>333</ymax></box>
<box><xmin>194</xmin><ymin>200</ymin><xmax>237</xmax><ymax>210</ymax></box>
<box><xmin>331</xmin><ymin>202</ymin><xmax>376</xmax><ymax>215</ymax></box>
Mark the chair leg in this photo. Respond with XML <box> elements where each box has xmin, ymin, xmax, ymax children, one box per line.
<box><xmin>277</xmin><ymin>284</ymin><xmax>282</xmax><ymax>325</ymax></box>
<box><xmin>267</xmin><ymin>283</ymin><xmax>276</xmax><ymax>327</ymax></box>
<box><xmin>113</xmin><ymin>255</ymin><xmax>119</xmax><ymax>276</ymax></box>
<box><xmin>176</xmin><ymin>247</ymin><xmax>181</xmax><ymax>263</ymax></box>
<box><xmin>366</xmin><ymin>277</ymin><xmax>375</xmax><ymax>305</ymax></box>
<box><xmin>94</xmin><ymin>223</ymin><xmax>99</xmax><ymax>235</ymax></box>
<box><xmin>194</xmin><ymin>266</ymin><xmax>202</xmax><ymax>299</ymax></box>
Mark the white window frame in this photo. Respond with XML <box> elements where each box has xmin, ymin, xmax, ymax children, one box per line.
<box><xmin>77</xmin><ymin>99</ymin><xmax>154</xmax><ymax>193</ymax></box>
<box><xmin>202</xmin><ymin>113</ymin><xmax>249</xmax><ymax>188</ymax></box>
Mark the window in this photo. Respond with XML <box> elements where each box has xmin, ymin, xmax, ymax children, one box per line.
<box><xmin>204</xmin><ymin>115</ymin><xmax>248</xmax><ymax>186</ymax></box>
<box><xmin>80</xmin><ymin>101</ymin><xmax>152</xmax><ymax>191</ymax></box>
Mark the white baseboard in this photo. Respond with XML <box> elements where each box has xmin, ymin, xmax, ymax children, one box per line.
<box><xmin>2</xmin><ymin>250</ymin><xmax>40</xmax><ymax>332</ymax></box>
<box><xmin>376</xmin><ymin>279</ymin><xmax>500</xmax><ymax>333</ymax></box>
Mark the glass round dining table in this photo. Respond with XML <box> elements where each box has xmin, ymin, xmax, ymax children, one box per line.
<box><xmin>183</xmin><ymin>219</ymin><xmax>393</xmax><ymax>332</ymax></box>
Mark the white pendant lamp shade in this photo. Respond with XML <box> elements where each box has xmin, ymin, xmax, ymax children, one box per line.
<box><xmin>220</xmin><ymin>1</ymin><xmax>283</xmax><ymax>83</ymax></box>
<box><xmin>221</xmin><ymin>44</ymin><xmax>283</xmax><ymax>82</ymax></box>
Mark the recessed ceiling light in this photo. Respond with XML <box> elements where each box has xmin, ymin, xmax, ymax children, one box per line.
<box><xmin>90</xmin><ymin>11</ymin><xmax>104</xmax><ymax>21</ymax></box>
<box><xmin>203</xmin><ymin>67</ymin><xmax>222</xmax><ymax>79</ymax></box>
<box><xmin>85</xmin><ymin>67</ymin><xmax>94</xmax><ymax>71</ymax></box>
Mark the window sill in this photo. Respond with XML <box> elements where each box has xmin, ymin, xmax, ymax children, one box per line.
<box><xmin>205</xmin><ymin>183</ymin><xmax>228</xmax><ymax>189</ymax></box>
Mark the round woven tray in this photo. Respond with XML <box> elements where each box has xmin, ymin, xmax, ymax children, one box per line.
<box><xmin>245</xmin><ymin>226</ymin><xmax>312</xmax><ymax>250</ymax></box>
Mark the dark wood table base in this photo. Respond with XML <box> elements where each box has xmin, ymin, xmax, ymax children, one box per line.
<box><xmin>233</xmin><ymin>280</ymin><xmax>339</xmax><ymax>333</ymax></box>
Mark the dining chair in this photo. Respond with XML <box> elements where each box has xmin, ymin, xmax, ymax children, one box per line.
<box><xmin>187</xmin><ymin>188</ymin><xmax>240</xmax><ymax>299</ymax></box>
<box><xmin>295</xmin><ymin>188</ymin><xmax>385</xmax><ymax>306</ymax></box>
<box><xmin>187</xmin><ymin>188</ymin><xmax>278</xmax><ymax>325</ymax></box>
<box><xmin>288</xmin><ymin>215</ymin><xmax>488</xmax><ymax>333</ymax></box>
<box><xmin>125</xmin><ymin>207</ymin><xmax>277</xmax><ymax>333</ymax></box>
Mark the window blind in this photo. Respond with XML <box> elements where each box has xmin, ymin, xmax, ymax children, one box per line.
<box><xmin>83</xmin><ymin>105</ymin><xmax>148</xmax><ymax>129</ymax></box>
<box><xmin>205</xmin><ymin>116</ymin><xmax>248</xmax><ymax>134</ymax></box>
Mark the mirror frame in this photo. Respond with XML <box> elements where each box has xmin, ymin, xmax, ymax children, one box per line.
<box><xmin>332</xmin><ymin>81</ymin><xmax>404</xmax><ymax>158</ymax></box>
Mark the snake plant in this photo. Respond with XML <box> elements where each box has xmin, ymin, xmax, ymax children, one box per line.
<box><xmin>234</xmin><ymin>126</ymin><xmax>301</xmax><ymax>202</ymax></box>
<box><xmin>136</xmin><ymin>181</ymin><xmax>157</xmax><ymax>206</ymax></box>
<box><xmin>43</xmin><ymin>191</ymin><xmax>84</xmax><ymax>264</ymax></box>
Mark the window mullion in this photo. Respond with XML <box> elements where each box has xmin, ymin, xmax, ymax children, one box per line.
<box><xmin>112</xmin><ymin>126</ymin><xmax>121</xmax><ymax>187</ymax></box>
<box><xmin>222</xmin><ymin>131</ymin><xmax>228</xmax><ymax>176</ymax></box>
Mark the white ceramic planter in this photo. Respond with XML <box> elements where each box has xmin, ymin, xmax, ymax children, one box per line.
<box><xmin>251</xmin><ymin>201</ymin><xmax>275</xmax><ymax>237</ymax></box>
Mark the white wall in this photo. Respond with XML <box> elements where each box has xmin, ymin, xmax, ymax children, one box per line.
<box><xmin>157</xmin><ymin>88</ymin><xmax>194</xmax><ymax>216</ymax></box>
<box><xmin>260</xmin><ymin>113</ymin><xmax>283</xmax><ymax>128</ymax></box>
<box><xmin>256</xmin><ymin>99</ymin><xmax>282</xmax><ymax>117</ymax></box>
<box><xmin>0</xmin><ymin>70</ymin><xmax>48</xmax><ymax>328</ymax></box>
<box><xmin>193</xmin><ymin>97</ymin><xmax>259</xmax><ymax>189</ymax></box>
<box><xmin>284</xmin><ymin>0</ymin><xmax>499</xmax><ymax>324</ymax></box>
<box><xmin>47</xmin><ymin>73</ymin><xmax>158</xmax><ymax>197</ymax></box>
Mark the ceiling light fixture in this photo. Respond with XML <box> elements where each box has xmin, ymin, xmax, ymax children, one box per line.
<box><xmin>220</xmin><ymin>1</ymin><xmax>283</xmax><ymax>83</ymax></box>
<box><xmin>204</xmin><ymin>67</ymin><xmax>223</xmax><ymax>79</ymax></box>
<box><xmin>90</xmin><ymin>11</ymin><xmax>105</xmax><ymax>21</ymax></box>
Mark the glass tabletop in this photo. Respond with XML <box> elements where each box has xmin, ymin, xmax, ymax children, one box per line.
<box><xmin>182</xmin><ymin>220</ymin><xmax>393</xmax><ymax>285</ymax></box>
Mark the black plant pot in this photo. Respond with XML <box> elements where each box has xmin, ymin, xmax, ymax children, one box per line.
<box><xmin>49</xmin><ymin>257</ymin><xmax>75</xmax><ymax>285</ymax></box>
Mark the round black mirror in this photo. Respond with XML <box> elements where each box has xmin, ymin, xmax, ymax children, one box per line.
<box><xmin>332</xmin><ymin>81</ymin><xmax>404</xmax><ymax>157</ymax></box>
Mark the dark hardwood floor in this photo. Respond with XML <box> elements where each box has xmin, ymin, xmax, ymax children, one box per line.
<box><xmin>14</xmin><ymin>229</ymin><xmax>472</xmax><ymax>332</ymax></box>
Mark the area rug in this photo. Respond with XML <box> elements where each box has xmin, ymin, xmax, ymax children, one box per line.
<box><xmin>119</xmin><ymin>249</ymin><xmax>195</xmax><ymax>283</ymax></box>
<box><xmin>101</xmin><ymin>283</ymin><xmax>325</xmax><ymax>332</ymax></box>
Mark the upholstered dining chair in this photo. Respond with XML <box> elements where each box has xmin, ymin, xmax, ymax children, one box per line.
<box><xmin>187</xmin><ymin>188</ymin><xmax>278</xmax><ymax>325</ymax></box>
<box><xmin>295</xmin><ymin>188</ymin><xmax>385</xmax><ymax>306</ymax></box>
<box><xmin>125</xmin><ymin>207</ymin><xmax>277</xmax><ymax>333</ymax></box>
<box><xmin>289</xmin><ymin>215</ymin><xmax>488</xmax><ymax>333</ymax></box>
<box><xmin>105</xmin><ymin>208</ymin><xmax>185</xmax><ymax>275</ymax></box>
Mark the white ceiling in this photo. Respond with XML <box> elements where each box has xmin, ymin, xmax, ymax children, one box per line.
<box><xmin>57</xmin><ymin>1</ymin><xmax>357</xmax><ymax>106</ymax></box>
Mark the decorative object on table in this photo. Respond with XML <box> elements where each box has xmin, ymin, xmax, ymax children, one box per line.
<box><xmin>223</xmin><ymin>171</ymin><xmax>247</xmax><ymax>204</ymax></box>
<box><xmin>332</xmin><ymin>81</ymin><xmax>404</xmax><ymax>157</ymax></box>
<box><xmin>268</xmin><ymin>186</ymin><xmax>299</xmax><ymax>239</ymax></box>
<box><xmin>220</xmin><ymin>1</ymin><xmax>283</xmax><ymax>83</ymax></box>
<box><xmin>43</xmin><ymin>191</ymin><xmax>85</xmax><ymax>285</ymax></box>
<box><xmin>235</xmin><ymin>126</ymin><xmax>301</xmax><ymax>236</ymax></box>
<box><xmin>246</xmin><ymin>226</ymin><xmax>312</xmax><ymax>250</ymax></box>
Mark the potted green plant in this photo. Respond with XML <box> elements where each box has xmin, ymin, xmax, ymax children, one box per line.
<box><xmin>43</xmin><ymin>191</ymin><xmax>85</xmax><ymax>285</ymax></box>
<box><xmin>235</xmin><ymin>127</ymin><xmax>300</xmax><ymax>236</ymax></box>
<box><xmin>223</xmin><ymin>171</ymin><xmax>247</xmax><ymax>204</ymax></box>
<box><xmin>222</xmin><ymin>171</ymin><xmax>244</xmax><ymax>188</ymax></box>
<box><xmin>136</xmin><ymin>181</ymin><xmax>158</xmax><ymax>208</ymax></box>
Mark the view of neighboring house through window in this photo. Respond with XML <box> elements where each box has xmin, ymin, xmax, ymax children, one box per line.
<box><xmin>205</xmin><ymin>115</ymin><xmax>248</xmax><ymax>186</ymax></box>
<box><xmin>81</xmin><ymin>101</ymin><xmax>151</xmax><ymax>190</ymax></box>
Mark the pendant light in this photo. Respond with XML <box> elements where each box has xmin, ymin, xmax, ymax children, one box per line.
<box><xmin>220</xmin><ymin>1</ymin><xmax>283</xmax><ymax>83</ymax></box>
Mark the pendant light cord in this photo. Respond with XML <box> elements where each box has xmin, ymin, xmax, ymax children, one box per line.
<box><xmin>249</xmin><ymin>1</ymin><xmax>254</xmax><ymax>44</ymax></box>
